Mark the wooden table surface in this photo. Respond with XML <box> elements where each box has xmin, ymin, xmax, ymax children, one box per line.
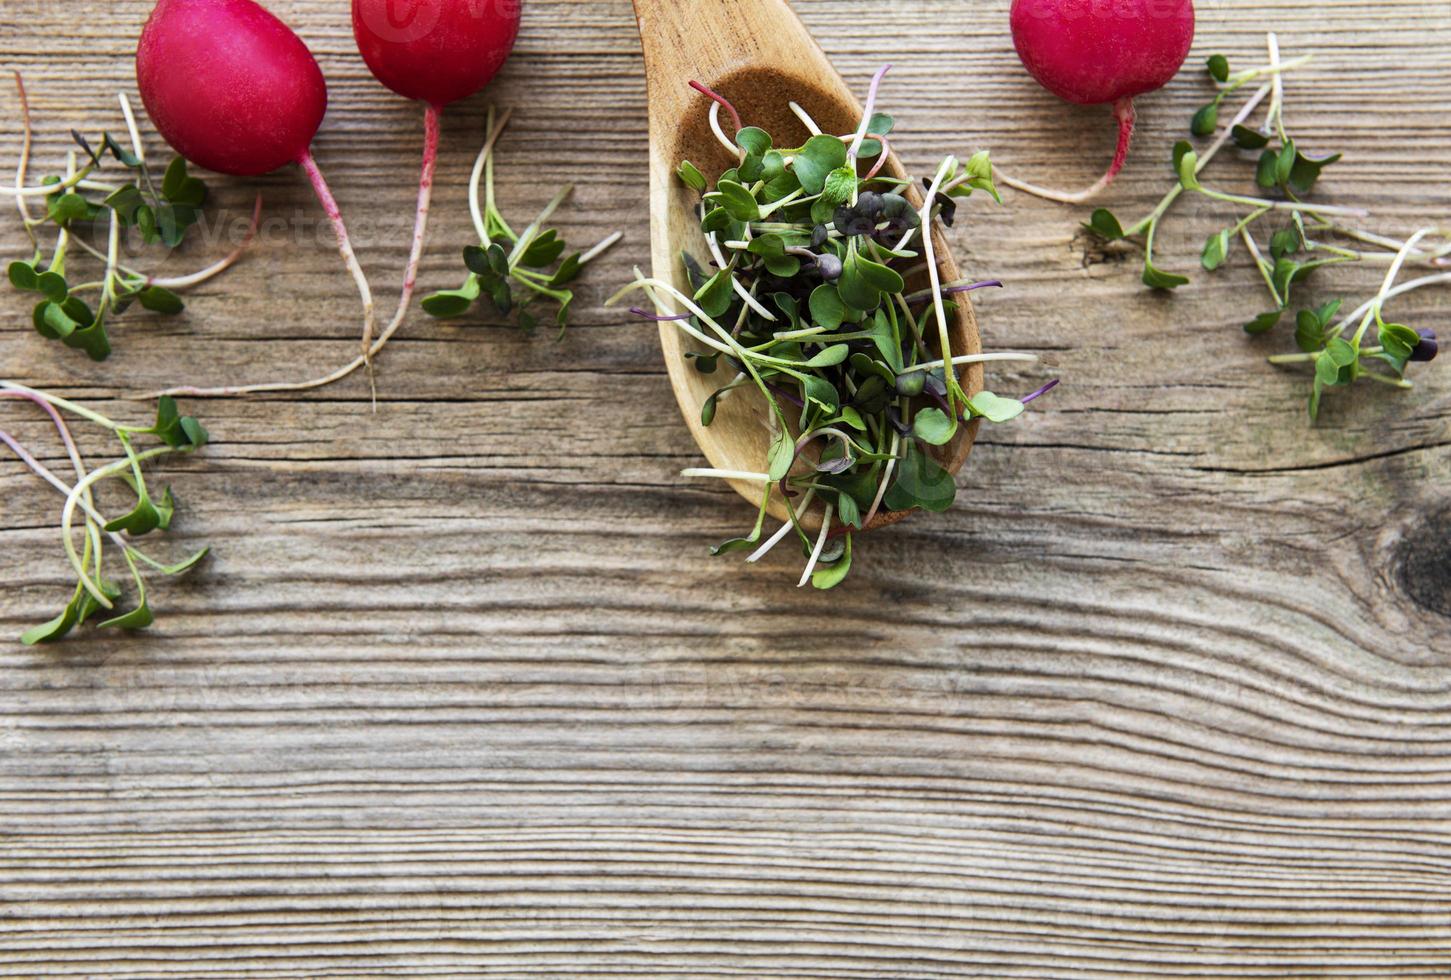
<box><xmin>3</xmin><ymin>1</ymin><xmax>1451</xmax><ymax>976</ymax></box>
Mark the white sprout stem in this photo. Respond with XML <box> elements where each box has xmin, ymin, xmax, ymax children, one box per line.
<box><xmin>101</xmin><ymin>209</ymin><xmax>120</xmax><ymax>309</ymax></box>
<box><xmin>0</xmin><ymin>388</ymin><xmax>104</xmax><ymax>561</ymax></box>
<box><xmin>1240</xmin><ymin>226</ymin><xmax>1280</xmax><ymax>304</ymax></box>
<box><xmin>62</xmin><ymin>447</ymin><xmax>170</xmax><ymax>605</ymax></box>
<box><xmin>1204</xmin><ymin>84</ymin><xmax>1273</xmax><ymax>169</ymax></box>
<box><xmin>469</xmin><ymin>107</ymin><xmax>514</xmax><ymax>246</ymax></box>
<box><xmin>772</xmin><ymin>326</ymin><xmax>828</xmax><ymax>342</ymax></box>
<box><xmin>789</xmin><ymin>101</ymin><xmax>822</xmax><ymax>136</ymax></box>
<box><xmin>1350</xmin><ymin>229</ymin><xmax>1436</xmax><ymax>347</ymax></box>
<box><xmin>756</xmin><ymin>189</ymin><xmax>805</xmax><ymax>219</ymax></box>
<box><xmin>1325</xmin><ymin>273</ymin><xmax>1451</xmax><ymax>341</ymax></box>
<box><xmin>862</xmin><ymin>432</ymin><xmax>901</xmax><ymax>528</ymax></box>
<box><xmin>0</xmin><ymin>165</ymin><xmax>98</xmax><ymax>197</ymax></box>
<box><xmin>0</xmin><ymin>381</ymin><xmax>117</xmax><ymax>430</ymax></box>
<box><xmin>508</xmin><ymin>184</ymin><xmax>573</xmax><ymax>267</ymax></box>
<box><xmin>919</xmin><ymin>157</ymin><xmax>959</xmax><ymax>409</ymax></box>
<box><xmin>797</xmin><ymin>504</ymin><xmax>834</xmax><ymax>588</ymax></box>
<box><xmin>1225</xmin><ymin>53</ymin><xmax>1312</xmax><ymax>87</ymax></box>
<box><xmin>13</xmin><ymin>72</ymin><xmax>33</xmax><ymax>235</ymax></box>
<box><xmin>579</xmin><ymin>230</ymin><xmax>623</xmax><ymax>266</ymax></box>
<box><xmin>846</xmin><ymin>65</ymin><xmax>891</xmax><ymax>166</ymax></box>
<box><xmin>732</xmin><ymin>278</ymin><xmax>776</xmax><ymax>321</ymax></box>
<box><xmin>1121</xmin><ymin>83</ymin><xmax>1272</xmax><ymax>236</ymax></box>
<box><xmin>1202</xmin><ymin>188</ymin><xmax>1369</xmax><ymax>220</ymax></box>
<box><xmin>681</xmin><ymin>468</ymin><xmax>772</xmax><ymax>483</ymax></box>
<box><xmin>69</xmin><ymin>234</ymin><xmax>145</xmax><ymax>280</ymax></box>
<box><xmin>897</xmin><ymin>352</ymin><xmax>1040</xmax><ymax>376</ymax></box>
<box><xmin>747</xmin><ymin>489</ymin><xmax>817</xmax><ymax>564</ymax></box>
<box><xmin>1323</xmin><ymin>224</ymin><xmax>1451</xmax><ymax>255</ymax></box>
<box><xmin>707</xmin><ymin>102</ymin><xmax>739</xmax><ymax>157</ymax></box>
<box><xmin>52</xmin><ymin>151</ymin><xmax>76</xmax><ymax>268</ymax></box>
<box><xmin>118</xmin><ymin>91</ymin><xmax>146</xmax><ymax>164</ymax></box>
<box><xmin>705</xmin><ymin>230</ymin><xmax>730</xmax><ymax>270</ymax></box>
<box><xmin>607</xmin><ymin>277</ymin><xmax>734</xmax><ymax>357</ymax></box>
<box><xmin>150</xmin><ymin>193</ymin><xmax>263</xmax><ymax>290</ymax></box>
<box><xmin>0</xmin><ymin>430</ymin><xmax>127</xmax><ymax>557</ymax></box>
<box><xmin>1266</xmin><ymin>33</ymin><xmax>1287</xmax><ymax>142</ymax></box>
<box><xmin>704</xmin><ymin>231</ymin><xmax>776</xmax><ymax>323</ymax></box>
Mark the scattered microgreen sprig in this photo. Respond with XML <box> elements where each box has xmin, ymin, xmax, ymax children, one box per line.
<box><xmin>1085</xmin><ymin>36</ymin><xmax>1447</xmax><ymax>419</ymax></box>
<box><xmin>0</xmin><ymin>383</ymin><xmax>211</xmax><ymax>644</ymax></box>
<box><xmin>611</xmin><ymin>69</ymin><xmax>1053</xmax><ymax>588</ymax></box>
<box><xmin>423</xmin><ymin>107</ymin><xmax>623</xmax><ymax>335</ymax></box>
<box><xmin>4</xmin><ymin>77</ymin><xmax>257</xmax><ymax>361</ymax></box>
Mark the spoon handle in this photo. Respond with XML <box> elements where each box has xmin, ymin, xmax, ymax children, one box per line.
<box><xmin>631</xmin><ymin>0</ymin><xmax>833</xmax><ymax>119</ymax></box>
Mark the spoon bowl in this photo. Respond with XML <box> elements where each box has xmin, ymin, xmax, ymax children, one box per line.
<box><xmin>633</xmin><ymin>0</ymin><xmax>983</xmax><ymax>532</ymax></box>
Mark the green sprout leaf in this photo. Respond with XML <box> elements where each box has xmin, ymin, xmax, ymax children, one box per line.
<box><xmin>1085</xmin><ymin>208</ymin><xmax>1125</xmax><ymax>241</ymax></box>
<box><xmin>677</xmin><ymin>160</ymin><xmax>707</xmax><ymax>192</ymax></box>
<box><xmin>711</xmin><ymin>179</ymin><xmax>760</xmax><ymax>222</ymax></box>
<box><xmin>422</xmin><ymin>276</ymin><xmax>482</xmax><ymax>318</ymax></box>
<box><xmin>811</xmin><ymin>533</ymin><xmax>853</xmax><ymax>590</ymax></box>
<box><xmin>1201</xmin><ymin>229</ymin><xmax>1230</xmax><ymax>271</ymax></box>
<box><xmin>138</xmin><ymin>285</ymin><xmax>184</xmax><ymax>315</ymax></box>
<box><xmin>1207</xmin><ymin>54</ymin><xmax>1230</xmax><ymax>82</ymax></box>
<box><xmin>1190</xmin><ymin>103</ymin><xmax>1219</xmax><ymax>137</ymax></box>
<box><xmin>1295</xmin><ymin>309</ymin><xmax>1327</xmax><ymax>351</ymax></box>
<box><xmin>1231</xmin><ymin>125</ymin><xmax>1270</xmax><ymax>150</ymax></box>
<box><xmin>160</xmin><ymin>156</ymin><xmax>207</xmax><ymax>208</ymax></box>
<box><xmin>1244</xmin><ymin>309</ymin><xmax>1283</xmax><ymax>335</ymax></box>
<box><xmin>1176</xmin><ymin>147</ymin><xmax>1202</xmax><ymax>189</ymax></box>
<box><xmin>822</xmin><ymin>167</ymin><xmax>858</xmax><ymax>208</ymax></box>
<box><xmin>767</xmin><ymin>429</ymin><xmax>795</xmax><ymax>481</ymax></box>
<box><xmin>694</xmin><ymin>269</ymin><xmax>735</xmax><ymax>318</ymax></box>
<box><xmin>968</xmin><ymin>391</ymin><xmax>1026</xmax><ymax>423</ymax></box>
<box><xmin>882</xmin><ymin>443</ymin><xmax>956</xmax><ymax>513</ymax></box>
<box><xmin>912</xmin><ymin>406</ymin><xmax>955</xmax><ymax>445</ymax></box>
<box><xmin>792</xmin><ymin>134</ymin><xmax>849</xmax><ymax>195</ymax></box>
<box><xmin>809</xmin><ymin>282</ymin><xmax>846</xmax><ymax>330</ymax></box>
<box><xmin>1287</xmin><ymin>149</ymin><xmax>1341</xmax><ymax>195</ymax></box>
<box><xmin>8</xmin><ymin>260</ymin><xmax>39</xmax><ymax>291</ymax></box>
<box><xmin>1142</xmin><ymin>261</ymin><xmax>1190</xmax><ymax>291</ymax></box>
<box><xmin>734</xmin><ymin>126</ymin><xmax>771</xmax><ymax>157</ymax></box>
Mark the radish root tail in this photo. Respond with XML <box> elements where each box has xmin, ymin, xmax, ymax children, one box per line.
<box><xmin>996</xmin><ymin>96</ymin><xmax>1137</xmax><ymax>206</ymax></box>
<box><xmin>298</xmin><ymin>148</ymin><xmax>378</xmax><ymax>405</ymax></box>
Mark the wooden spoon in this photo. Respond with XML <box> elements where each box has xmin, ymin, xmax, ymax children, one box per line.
<box><xmin>631</xmin><ymin>0</ymin><xmax>983</xmax><ymax>533</ymax></box>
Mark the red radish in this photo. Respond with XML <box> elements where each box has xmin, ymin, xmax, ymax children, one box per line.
<box><xmin>348</xmin><ymin>0</ymin><xmax>521</xmax><ymax>369</ymax></box>
<box><xmin>136</xmin><ymin>0</ymin><xmax>377</xmax><ymax>389</ymax></box>
<box><xmin>1003</xmin><ymin>0</ymin><xmax>1195</xmax><ymax>204</ymax></box>
<box><xmin>352</xmin><ymin>0</ymin><xmax>521</xmax><ymax>110</ymax></box>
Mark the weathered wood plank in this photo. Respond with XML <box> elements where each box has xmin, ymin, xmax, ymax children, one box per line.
<box><xmin>2</xmin><ymin>0</ymin><xmax>1451</xmax><ymax>976</ymax></box>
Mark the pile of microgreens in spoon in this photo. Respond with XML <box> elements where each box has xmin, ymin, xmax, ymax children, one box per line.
<box><xmin>611</xmin><ymin>68</ymin><xmax>1055</xmax><ymax>588</ymax></box>
<box><xmin>1086</xmin><ymin>34</ymin><xmax>1446</xmax><ymax>420</ymax></box>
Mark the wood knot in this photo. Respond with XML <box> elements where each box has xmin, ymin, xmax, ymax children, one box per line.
<box><xmin>1396</xmin><ymin>506</ymin><xmax>1451</xmax><ymax>618</ymax></box>
<box><xmin>1072</xmin><ymin>227</ymin><xmax>1132</xmax><ymax>270</ymax></box>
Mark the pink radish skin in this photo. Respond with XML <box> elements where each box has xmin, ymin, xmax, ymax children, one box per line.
<box><xmin>136</xmin><ymin>0</ymin><xmax>376</xmax><ymax>396</ymax></box>
<box><xmin>136</xmin><ymin>0</ymin><xmax>326</xmax><ymax>177</ymax></box>
<box><xmin>1006</xmin><ymin>0</ymin><xmax>1195</xmax><ymax>204</ymax></box>
<box><xmin>345</xmin><ymin>0</ymin><xmax>521</xmax><ymax>378</ymax></box>
<box><xmin>352</xmin><ymin>0</ymin><xmax>520</xmax><ymax>110</ymax></box>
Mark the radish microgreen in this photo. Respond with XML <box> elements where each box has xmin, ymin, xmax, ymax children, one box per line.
<box><xmin>1</xmin><ymin>383</ymin><xmax>211</xmax><ymax>644</ymax></box>
<box><xmin>611</xmin><ymin>69</ymin><xmax>1052</xmax><ymax>588</ymax></box>
<box><xmin>1085</xmin><ymin>36</ymin><xmax>1446</xmax><ymax>420</ymax></box>
<box><xmin>423</xmin><ymin>107</ymin><xmax>622</xmax><ymax>335</ymax></box>
<box><xmin>3</xmin><ymin>76</ymin><xmax>258</xmax><ymax>361</ymax></box>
